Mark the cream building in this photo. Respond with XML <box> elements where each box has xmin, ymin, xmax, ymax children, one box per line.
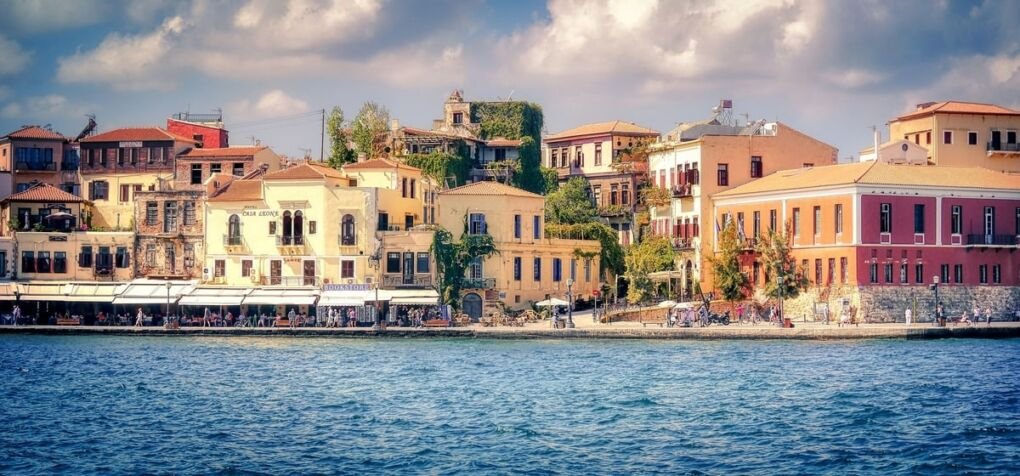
<box><xmin>888</xmin><ymin>101</ymin><xmax>1020</xmax><ymax>172</ymax></box>
<box><xmin>437</xmin><ymin>181</ymin><xmax>601</xmax><ymax>317</ymax></box>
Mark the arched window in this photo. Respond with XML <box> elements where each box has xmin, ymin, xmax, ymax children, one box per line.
<box><xmin>341</xmin><ymin>214</ymin><xmax>356</xmax><ymax>246</ymax></box>
<box><xmin>293</xmin><ymin>210</ymin><xmax>304</xmax><ymax>245</ymax></box>
<box><xmin>228</xmin><ymin>214</ymin><xmax>241</xmax><ymax>245</ymax></box>
<box><xmin>282</xmin><ymin>211</ymin><xmax>293</xmax><ymax>245</ymax></box>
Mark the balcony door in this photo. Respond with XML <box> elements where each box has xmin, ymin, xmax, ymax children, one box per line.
<box><xmin>270</xmin><ymin>260</ymin><xmax>282</xmax><ymax>285</ymax></box>
<box><xmin>991</xmin><ymin>130</ymin><xmax>1001</xmax><ymax>150</ymax></box>
<box><xmin>984</xmin><ymin>207</ymin><xmax>995</xmax><ymax>242</ymax></box>
<box><xmin>402</xmin><ymin>252</ymin><xmax>414</xmax><ymax>285</ymax></box>
<box><xmin>303</xmin><ymin>260</ymin><xmax>315</xmax><ymax>286</ymax></box>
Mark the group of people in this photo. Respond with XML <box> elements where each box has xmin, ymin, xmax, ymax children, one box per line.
<box><xmin>927</xmin><ymin>303</ymin><xmax>995</xmax><ymax>327</ymax></box>
<box><xmin>324</xmin><ymin>308</ymin><xmax>360</xmax><ymax>328</ymax></box>
<box><xmin>393</xmin><ymin>306</ymin><xmax>439</xmax><ymax>327</ymax></box>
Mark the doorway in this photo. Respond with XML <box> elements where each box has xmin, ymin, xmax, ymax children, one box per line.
<box><xmin>303</xmin><ymin>260</ymin><xmax>316</xmax><ymax>286</ymax></box>
<box><xmin>462</xmin><ymin>293</ymin><xmax>482</xmax><ymax>319</ymax></box>
<box><xmin>402</xmin><ymin>252</ymin><xmax>414</xmax><ymax>285</ymax></box>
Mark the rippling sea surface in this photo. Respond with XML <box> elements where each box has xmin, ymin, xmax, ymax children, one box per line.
<box><xmin>1</xmin><ymin>336</ymin><xmax>1019</xmax><ymax>475</ymax></box>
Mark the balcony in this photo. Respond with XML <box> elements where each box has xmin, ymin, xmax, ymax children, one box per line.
<box><xmin>94</xmin><ymin>266</ymin><xmax>115</xmax><ymax>281</ymax></box>
<box><xmin>741</xmin><ymin>237</ymin><xmax>759</xmax><ymax>250</ymax></box>
<box><xmin>275</xmin><ymin>235</ymin><xmax>306</xmax><ymax>246</ymax></box>
<box><xmin>965</xmin><ymin>234</ymin><xmax>1018</xmax><ymax>247</ymax></box>
<box><xmin>223</xmin><ymin>234</ymin><xmax>247</xmax><ymax>253</ymax></box>
<box><xmin>672</xmin><ymin>184</ymin><xmax>694</xmax><ymax>198</ymax></box>
<box><xmin>598</xmin><ymin>204</ymin><xmax>632</xmax><ymax>217</ymax></box>
<box><xmin>987</xmin><ymin>142</ymin><xmax>1020</xmax><ymax>154</ymax></box>
<box><xmin>383</xmin><ymin>274</ymin><xmax>434</xmax><ymax>288</ymax></box>
<box><xmin>264</xmin><ymin>276</ymin><xmax>320</xmax><ymax>287</ymax></box>
<box><xmin>461</xmin><ymin>277</ymin><xmax>496</xmax><ymax>289</ymax></box>
<box><xmin>14</xmin><ymin>159</ymin><xmax>56</xmax><ymax>172</ymax></box>
<box><xmin>671</xmin><ymin>238</ymin><xmax>695</xmax><ymax>250</ymax></box>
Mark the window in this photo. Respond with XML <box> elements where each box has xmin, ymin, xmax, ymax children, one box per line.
<box><xmin>690</xmin><ymin>163</ymin><xmax>699</xmax><ymax>184</ymax></box>
<box><xmin>752</xmin><ymin>211</ymin><xmax>761</xmax><ymax>238</ymax></box>
<box><xmin>813</xmin><ymin>206</ymin><xmax>821</xmax><ymax>236</ymax></box>
<box><xmin>37</xmin><ymin>252</ymin><xmax>51</xmax><ymax>273</ymax></box>
<box><xmin>164</xmin><ymin>201</ymin><xmax>178</xmax><ymax>233</ymax></box>
<box><xmin>54</xmin><ymin>252</ymin><xmax>67</xmax><ymax>274</ymax></box>
<box><xmin>717</xmin><ymin>163</ymin><xmax>729</xmax><ymax>186</ymax></box>
<box><xmin>570</xmin><ymin>258</ymin><xmax>576</xmax><ymax>281</ymax></box>
<box><xmin>513</xmin><ymin>257</ymin><xmax>522</xmax><ymax>281</ymax></box>
<box><xmin>214</xmin><ymin>259</ymin><xmax>225</xmax><ymax>277</ymax></box>
<box><xmin>227</xmin><ymin>214</ymin><xmax>241</xmax><ymax>245</ymax></box>
<box><xmin>992</xmin><ymin>264</ymin><xmax>1002</xmax><ymax>284</ymax></box>
<box><xmin>377</xmin><ymin>212</ymin><xmax>388</xmax><ymax>231</ymax></box>
<box><xmin>232</xmin><ymin>163</ymin><xmax>245</xmax><ymax>176</ymax></box>
<box><xmin>900</xmin><ymin>263</ymin><xmax>908</xmax><ymax>284</ymax></box>
<box><xmin>146</xmin><ymin>244</ymin><xmax>157</xmax><ymax>266</ymax></box>
<box><xmin>979</xmin><ymin>265</ymin><xmax>988</xmax><ymax>284</ymax></box>
<box><xmin>341</xmin><ymin>260</ymin><xmax>355</xmax><ymax>279</ymax></box>
<box><xmin>914</xmin><ymin>204</ymin><xmax>925</xmax><ymax>233</ymax></box>
<box><xmin>594</xmin><ymin>143</ymin><xmax>602</xmax><ymax>166</ymax></box>
<box><xmin>469</xmin><ymin>213</ymin><xmax>487</xmax><ymax>235</ymax></box>
<box><xmin>592</xmin><ymin>185</ymin><xmax>601</xmax><ymax>205</ymax></box>
<box><xmin>183</xmin><ymin>244</ymin><xmax>195</xmax><ymax>269</ymax></box>
<box><xmin>575</xmin><ymin>147</ymin><xmax>583</xmax><ymax>167</ymax></box>
<box><xmin>1010</xmin><ymin>131</ymin><xmax>1018</xmax><ymax>145</ymax></box>
<box><xmin>584</xmin><ymin>259</ymin><xmax>591</xmax><ymax>282</ymax></box>
<box><xmin>560</xmin><ymin>148</ymin><xmax>568</xmax><ymax>168</ymax></box>
<box><xmin>968</xmin><ymin>131</ymin><xmax>978</xmax><ymax>145</ymax></box>
<box><xmin>792</xmin><ymin>208</ymin><xmax>801</xmax><ymax>236</ymax></box>
<box><xmin>984</xmin><ymin>206</ymin><xmax>995</xmax><ymax>236</ymax></box>
<box><xmin>238</xmin><ymin>259</ymin><xmax>251</xmax><ymax>278</ymax></box>
<box><xmin>533</xmin><ymin>215</ymin><xmax>541</xmax><ymax>239</ymax></box>
<box><xmin>551</xmin><ymin>149</ymin><xmax>558</xmax><ymax>168</ymax></box>
<box><xmin>410</xmin><ymin>179</ymin><xmax>416</xmax><ymax>199</ymax></box>
<box><xmin>835</xmin><ymin>204</ymin><xmax>843</xmax><ymax>235</ymax></box>
<box><xmin>880</xmin><ymin>203</ymin><xmax>892</xmax><ymax>234</ymax></box>
<box><xmin>79</xmin><ymin>246</ymin><xmax>93</xmax><ymax>268</ymax></box>
<box><xmin>89</xmin><ymin>180</ymin><xmax>109</xmax><ymax>200</ymax></box>
<box><xmin>386</xmin><ymin>252</ymin><xmax>400</xmax><ymax>273</ymax></box>
<box><xmin>951</xmin><ymin>206</ymin><xmax>962</xmax><ymax>235</ymax></box>
<box><xmin>750</xmin><ymin>156</ymin><xmax>762</xmax><ymax>178</ymax></box>
<box><xmin>553</xmin><ymin>258</ymin><xmax>562</xmax><ymax>282</ymax></box>
<box><xmin>341</xmin><ymin>214</ymin><xmax>356</xmax><ymax>245</ymax></box>
<box><xmin>146</xmin><ymin>201</ymin><xmax>158</xmax><ymax>226</ymax></box>
<box><xmin>769</xmin><ymin>209</ymin><xmax>777</xmax><ymax>231</ymax></box>
<box><xmin>210</xmin><ymin>163</ymin><xmax>222</xmax><ymax>174</ymax></box>
<box><xmin>869</xmin><ymin>263</ymin><xmax>878</xmax><ymax>283</ymax></box>
<box><xmin>309</xmin><ymin>221</ymin><xmax>316</xmax><ymax>234</ymax></box>
<box><xmin>802</xmin><ymin>163</ymin><xmax>814</xmax><ymax>168</ymax></box>
<box><xmin>1016</xmin><ymin>208</ymin><xmax>1020</xmax><ymax>236</ymax></box>
<box><xmin>115</xmin><ymin>247</ymin><xmax>130</xmax><ymax>268</ymax></box>
<box><xmin>22</xmin><ymin>251</ymin><xmax>35</xmax><ymax>273</ymax></box>
<box><xmin>915</xmin><ymin>263</ymin><xmax>924</xmax><ymax>284</ymax></box>
<box><xmin>621</xmin><ymin>183</ymin><xmax>630</xmax><ymax>205</ymax></box>
<box><xmin>610</xmin><ymin>184</ymin><xmax>618</xmax><ymax>205</ymax></box>
<box><xmin>926</xmin><ymin>131</ymin><xmax>931</xmax><ymax>145</ymax></box>
<box><xmin>191</xmin><ymin>164</ymin><xmax>202</xmax><ymax>185</ymax></box>
<box><xmin>452</xmin><ymin>112</ymin><xmax>463</xmax><ymax>124</ymax></box>
<box><xmin>815</xmin><ymin>259</ymin><xmax>822</xmax><ymax>285</ymax></box>
<box><xmin>469</xmin><ymin>257</ymin><xmax>483</xmax><ymax>279</ymax></box>
<box><xmin>514</xmin><ymin>214</ymin><xmax>521</xmax><ymax>239</ymax></box>
<box><xmin>943</xmin><ymin>131</ymin><xmax>952</xmax><ymax>144</ymax></box>
<box><xmin>416</xmin><ymin>253</ymin><xmax>429</xmax><ymax>274</ymax></box>
<box><xmin>119</xmin><ymin>184</ymin><xmax>130</xmax><ymax>203</ymax></box>
<box><xmin>953</xmin><ymin>264</ymin><xmax>963</xmax><ymax>283</ymax></box>
<box><xmin>184</xmin><ymin>201</ymin><xmax>196</xmax><ymax>226</ymax></box>
<box><xmin>534</xmin><ymin>257</ymin><xmax>542</xmax><ymax>281</ymax></box>
<box><xmin>269</xmin><ymin>221</ymin><xmax>277</xmax><ymax>235</ymax></box>
<box><xmin>940</xmin><ymin>264</ymin><xmax>950</xmax><ymax>284</ymax></box>
<box><xmin>840</xmin><ymin>257</ymin><xmax>848</xmax><ymax>284</ymax></box>
<box><xmin>828</xmin><ymin>258</ymin><xmax>835</xmax><ymax>285</ymax></box>
<box><xmin>402</xmin><ymin>177</ymin><xmax>408</xmax><ymax>198</ymax></box>
<box><xmin>884</xmin><ymin>263</ymin><xmax>893</xmax><ymax>283</ymax></box>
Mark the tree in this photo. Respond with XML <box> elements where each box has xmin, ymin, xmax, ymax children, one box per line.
<box><xmin>624</xmin><ymin>236</ymin><xmax>676</xmax><ymax>303</ymax></box>
<box><xmin>710</xmin><ymin>219</ymin><xmax>749</xmax><ymax>303</ymax></box>
<box><xmin>755</xmin><ymin>224</ymin><xmax>808</xmax><ymax>300</ymax></box>
<box><xmin>326</xmin><ymin>106</ymin><xmax>356</xmax><ymax>169</ymax></box>
<box><xmin>545</xmin><ymin>177</ymin><xmax>597</xmax><ymax>225</ymax></box>
<box><xmin>405</xmin><ymin>151</ymin><xmax>472</xmax><ymax>187</ymax></box>
<box><xmin>352</xmin><ymin>101</ymin><xmax>390</xmax><ymax>158</ymax></box>
<box><xmin>430</xmin><ymin>224</ymin><xmax>500</xmax><ymax>310</ymax></box>
<box><xmin>546</xmin><ymin>222</ymin><xmax>625</xmax><ymax>280</ymax></box>
<box><xmin>540</xmin><ymin>167</ymin><xmax>560</xmax><ymax>194</ymax></box>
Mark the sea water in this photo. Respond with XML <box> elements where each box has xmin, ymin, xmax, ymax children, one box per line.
<box><xmin>1</xmin><ymin>336</ymin><xmax>1018</xmax><ymax>475</ymax></box>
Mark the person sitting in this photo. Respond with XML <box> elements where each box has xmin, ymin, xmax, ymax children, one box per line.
<box><xmin>958</xmin><ymin>311</ymin><xmax>971</xmax><ymax>327</ymax></box>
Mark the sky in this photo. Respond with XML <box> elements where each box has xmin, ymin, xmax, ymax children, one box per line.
<box><xmin>1</xmin><ymin>0</ymin><xmax>1019</xmax><ymax>161</ymax></box>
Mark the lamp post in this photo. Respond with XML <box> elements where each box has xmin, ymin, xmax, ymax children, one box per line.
<box><xmin>566</xmin><ymin>278</ymin><xmax>575</xmax><ymax>328</ymax></box>
<box><xmin>369</xmin><ymin>253</ymin><xmax>382</xmax><ymax>330</ymax></box>
<box><xmin>13</xmin><ymin>290</ymin><xmax>20</xmax><ymax>326</ymax></box>
<box><xmin>930</xmin><ymin>275</ymin><xmax>940</xmax><ymax>327</ymax></box>
<box><xmin>165</xmin><ymin>281</ymin><xmax>172</xmax><ymax>328</ymax></box>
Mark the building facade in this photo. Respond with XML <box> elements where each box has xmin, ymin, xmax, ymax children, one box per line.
<box><xmin>0</xmin><ymin>126</ymin><xmax>77</xmax><ymax>195</ymax></box>
<box><xmin>166</xmin><ymin>113</ymin><xmax>229</xmax><ymax>149</ymax></box>
<box><xmin>713</xmin><ymin>162</ymin><xmax>1020</xmax><ymax>321</ymax></box>
<box><xmin>437</xmin><ymin>181</ymin><xmax>601</xmax><ymax>317</ymax></box>
<box><xmin>888</xmin><ymin>101</ymin><xmax>1020</xmax><ymax>172</ymax></box>
<box><xmin>647</xmin><ymin>120</ymin><xmax>838</xmax><ymax>299</ymax></box>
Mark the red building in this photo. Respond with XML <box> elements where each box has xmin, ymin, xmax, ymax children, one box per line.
<box><xmin>166</xmin><ymin>113</ymin><xmax>228</xmax><ymax>149</ymax></box>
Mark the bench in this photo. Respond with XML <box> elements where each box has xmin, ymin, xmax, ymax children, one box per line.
<box><xmin>274</xmin><ymin>319</ymin><xmax>290</xmax><ymax>327</ymax></box>
<box><xmin>57</xmin><ymin>318</ymin><xmax>81</xmax><ymax>326</ymax></box>
<box><xmin>641</xmin><ymin>320</ymin><xmax>665</xmax><ymax>328</ymax></box>
<box><xmin>424</xmin><ymin>319</ymin><xmax>450</xmax><ymax>328</ymax></box>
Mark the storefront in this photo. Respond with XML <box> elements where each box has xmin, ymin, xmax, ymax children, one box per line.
<box><xmin>112</xmin><ymin>279</ymin><xmax>196</xmax><ymax>324</ymax></box>
<box><xmin>14</xmin><ymin>282</ymin><xmax>69</xmax><ymax>324</ymax></box>
<box><xmin>378</xmin><ymin>289</ymin><xmax>447</xmax><ymax>326</ymax></box>
<box><xmin>63</xmin><ymin>282</ymin><xmax>122</xmax><ymax>324</ymax></box>
<box><xmin>242</xmin><ymin>288</ymin><xmax>319</xmax><ymax>325</ymax></box>
<box><xmin>317</xmin><ymin>284</ymin><xmax>375</xmax><ymax>326</ymax></box>
<box><xmin>177</xmin><ymin>286</ymin><xmax>250</xmax><ymax>325</ymax></box>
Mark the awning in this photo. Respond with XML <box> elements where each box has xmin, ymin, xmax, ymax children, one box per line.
<box><xmin>178</xmin><ymin>287</ymin><xmax>251</xmax><ymax>306</ymax></box>
<box><xmin>112</xmin><ymin>279</ymin><xmax>196</xmax><ymax>305</ymax></box>
<box><xmin>65</xmin><ymin>282</ymin><xmax>123</xmax><ymax>302</ymax></box>
<box><xmin>243</xmin><ymin>288</ymin><xmax>319</xmax><ymax>306</ymax></box>
<box><xmin>14</xmin><ymin>282</ymin><xmax>70</xmax><ymax>301</ymax></box>
<box><xmin>0</xmin><ymin>283</ymin><xmax>15</xmax><ymax>301</ymax></box>
<box><xmin>318</xmin><ymin>289</ymin><xmax>370</xmax><ymax>307</ymax></box>
<box><xmin>377</xmin><ymin>288</ymin><xmax>440</xmax><ymax>305</ymax></box>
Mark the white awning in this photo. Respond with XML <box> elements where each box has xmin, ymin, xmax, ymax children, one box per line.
<box><xmin>112</xmin><ymin>279</ymin><xmax>196</xmax><ymax>305</ymax></box>
<box><xmin>391</xmin><ymin>296</ymin><xmax>441</xmax><ymax>305</ymax></box>
<box><xmin>178</xmin><ymin>287</ymin><xmax>251</xmax><ymax>306</ymax></box>
<box><xmin>318</xmin><ymin>289</ymin><xmax>370</xmax><ymax>307</ymax></box>
<box><xmin>0</xmin><ymin>283</ymin><xmax>16</xmax><ymax>301</ymax></box>
<box><xmin>14</xmin><ymin>282</ymin><xmax>70</xmax><ymax>301</ymax></box>
<box><xmin>378</xmin><ymin>288</ymin><xmax>440</xmax><ymax>305</ymax></box>
<box><xmin>243</xmin><ymin>288</ymin><xmax>319</xmax><ymax>306</ymax></box>
<box><xmin>65</xmin><ymin>282</ymin><xmax>124</xmax><ymax>302</ymax></box>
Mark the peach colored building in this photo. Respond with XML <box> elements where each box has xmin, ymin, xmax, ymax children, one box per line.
<box><xmin>888</xmin><ymin>101</ymin><xmax>1020</xmax><ymax>172</ymax></box>
<box><xmin>0</xmin><ymin>126</ymin><xmax>76</xmax><ymax>195</ymax></box>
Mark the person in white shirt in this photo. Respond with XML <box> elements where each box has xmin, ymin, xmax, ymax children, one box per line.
<box><xmin>904</xmin><ymin>307</ymin><xmax>912</xmax><ymax>326</ymax></box>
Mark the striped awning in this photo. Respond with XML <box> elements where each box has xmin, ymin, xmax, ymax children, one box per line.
<box><xmin>64</xmin><ymin>282</ymin><xmax>124</xmax><ymax>302</ymax></box>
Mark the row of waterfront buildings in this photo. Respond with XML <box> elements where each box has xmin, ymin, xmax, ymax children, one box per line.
<box><xmin>1</xmin><ymin>92</ymin><xmax>1019</xmax><ymax>322</ymax></box>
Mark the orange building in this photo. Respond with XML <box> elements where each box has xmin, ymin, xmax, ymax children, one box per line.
<box><xmin>887</xmin><ymin>101</ymin><xmax>1020</xmax><ymax>172</ymax></box>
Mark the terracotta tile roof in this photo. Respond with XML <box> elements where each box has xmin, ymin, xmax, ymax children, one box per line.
<box><xmin>895</xmin><ymin>101</ymin><xmax>1020</xmax><ymax>121</ymax></box>
<box><xmin>486</xmin><ymin>137</ymin><xmax>522</xmax><ymax>147</ymax></box>
<box><xmin>3</xmin><ymin>125</ymin><xmax>66</xmax><ymax>141</ymax></box>
<box><xmin>82</xmin><ymin>127</ymin><xmax>199</xmax><ymax>143</ymax></box>
<box><xmin>180</xmin><ymin>146</ymin><xmax>266</xmax><ymax>158</ymax></box>
<box><xmin>343</xmin><ymin>158</ymin><xmax>421</xmax><ymax>172</ymax></box>
<box><xmin>209</xmin><ymin>180</ymin><xmax>263</xmax><ymax>202</ymax></box>
<box><xmin>2</xmin><ymin>183</ymin><xmax>87</xmax><ymax>203</ymax></box>
<box><xmin>715</xmin><ymin>162</ymin><xmax>1020</xmax><ymax>198</ymax></box>
<box><xmin>545</xmin><ymin>120</ymin><xmax>659</xmax><ymax>141</ymax></box>
<box><xmin>264</xmin><ymin>161</ymin><xmax>346</xmax><ymax>180</ymax></box>
<box><xmin>439</xmin><ymin>180</ymin><xmax>543</xmax><ymax>198</ymax></box>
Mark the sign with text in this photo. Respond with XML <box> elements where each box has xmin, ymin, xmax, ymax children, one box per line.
<box><xmin>119</xmin><ymin>141</ymin><xmax>143</xmax><ymax>148</ymax></box>
<box><xmin>241</xmin><ymin>209</ymin><xmax>280</xmax><ymax>218</ymax></box>
<box><xmin>324</xmin><ymin>283</ymin><xmax>372</xmax><ymax>292</ymax></box>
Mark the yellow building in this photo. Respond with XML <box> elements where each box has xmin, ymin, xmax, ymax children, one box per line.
<box><xmin>437</xmin><ymin>181</ymin><xmax>601</xmax><ymax>317</ymax></box>
<box><xmin>341</xmin><ymin>158</ymin><xmax>438</xmax><ymax>229</ymax></box>
<box><xmin>888</xmin><ymin>101</ymin><xmax>1020</xmax><ymax>172</ymax></box>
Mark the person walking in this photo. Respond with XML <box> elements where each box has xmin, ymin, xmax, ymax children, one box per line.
<box><xmin>287</xmin><ymin>308</ymin><xmax>297</xmax><ymax>328</ymax></box>
<box><xmin>203</xmin><ymin>307</ymin><xmax>211</xmax><ymax>327</ymax></box>
<box><xmin>936</xmin><ymin>303</ymin><xmax>946</xmax><ymax>327</ymax></box>
<box><xmin>135</xmin><ymin>307</ymin><xmax>145</xmax><ymax>327</ymax></box>
<box><xmin>984</xmin><ymin>307</ymin><xmax>992</xmax><ymax>326</ymax></box>
<box><xmin>905</xmin><ymin>307</ymin><xmax>912</xmax><ymax>327</ymax></box>
<box><xmin>736</xmin><ymin>303</ymin><xmax>745</xmax><ymax>325</ymax></box>
<box><xmin>11</xmin><ymin>304</ymin><xmax>20</xmax><ymax>326</ymax></box>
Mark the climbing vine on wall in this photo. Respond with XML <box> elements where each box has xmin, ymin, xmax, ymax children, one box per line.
<box><xmin>470</xmin><ymin>102</ymin><xmax>550</xmax><ymax>194</ymax></box>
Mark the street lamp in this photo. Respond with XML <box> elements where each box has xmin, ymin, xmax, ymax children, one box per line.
<box><xmin>13</xmin><ymin>290</ymin><xmax>20</xmax><ymax>326</ymax></box>
<box><xmin>566</xmin><ymin>278</ymin><xmax>575</xmax><ymax>328</ymax></box>
<box><xmin>165</xmin><ymin>281</ymin><xmax>172</xmax><ymax>328</ymax></box>
<box><xmin>930</xmin><ymin>275</ymin><xmax>940</xmax><ymax>327</ymax></box>
<box><xmin>776</xmin><ymin>264</ymin><xmax>785</xmax><ymax>328</ymax></box>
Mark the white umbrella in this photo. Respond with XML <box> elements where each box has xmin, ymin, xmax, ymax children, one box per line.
<box><xmin>535</xmin><ymin>298</ymin><xmax>569</xmax><ymax>307</ymax></box>
<box><xmin>658</xmin><ymin>300</ymin><xmax>677</xmax><ymax>308</ymax></box>
<box><xmin>674</xmin><ymin>302</ymin><xmax>694</xmax><ymax>310</ymax></box>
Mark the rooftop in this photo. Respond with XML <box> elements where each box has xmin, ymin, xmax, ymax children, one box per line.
<box><xmin>545</xmin><ymin>120</ymin><xmax>659</xmax><ymax>141</ymax></box>
<box><xmin>208</xmin><ymin>180</ymin><xmax>263</xmax><ymax>202</ymax></box>
<box><xmin>343</xmin><ymin>158</ymin><xmax>421</xmax><ymax>172</ymax></box>
<box><xmin>180</xmin><ymin>146</ymin><xmax>267</xmax><ymax>158</ymax></box>
<box><xmin>715</xmin><ymin>162</ymin><xmax>1020</xmax><ymax>198</ymax></box>
<box><xmin>3</xmin><ymin>125</ymin><xmax>66</xmax><ymax>141</ymax></box>
<box><xmin>2</xmin><ymin>183</ymin><xmax>88</xmax><ymax>204</ymax></box>
<box><xmin>439</xmin><ymin>180</ymin><xmax>543</xmax><ymax>198</ymax></box>
<box><xmin>264</xmin><ymin>161</ymin><xmax>346</xmax><ymax>180</ymax></box>
<box><xmin>894</xmin><ymin>101</ymin><xmax>1020</xmax><ymax>121</ymax></box>
<box><xmin>486</xmin><ymin>137</ymin><xmax>522</xmax><ymax>148</ymax></box>
<box><xmin>82</xmin><ymin>127</ymin><xmax>199</xmax><ymax>143</ymax></box>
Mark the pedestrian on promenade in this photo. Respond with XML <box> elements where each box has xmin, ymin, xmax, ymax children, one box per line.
<box><xmin>135</xmin><ymin>307</ymin><xmax>144</xmax><ymax>327</ymax></box>
<box><xmin>905</xmin><ymin>307</ymin><xmax>912</xmax><ymax>326</ymax></box>
<box><xmin>936</xmin><ymin>303</ymin><xmax>946</xmax><ymax>327</ymax></box>
<box><xmin>984</xmin><ymin>307</ymin><xmax>992</xmax><ymax>326</ymax></box>
<box><xmin>972</xmin><ymin>305</ymin><xmax>981</xmax><ymax>324</ymax></box>
<box><xmin>287</xmin><ymin>308</ymin><xmax>297</xmax><ymax>328</ymax></box>
<box><xmin>11</xmin><ymin>305</ymin><xmax>20</xmax><ymax>326</ymax></box>
<box><xmin>736</xmin><ymin>303</ymin><xmax>745</xmax><ymax>325</ymax></box>
<box><xmin>203</xmin><ymin>307</ymin><xmax>211</xmax><ymax>327</ymax></box>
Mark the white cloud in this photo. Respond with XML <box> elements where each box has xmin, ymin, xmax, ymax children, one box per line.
<box><xmin>0</xmin><ymin>94</ymin><xmax>84</xmax><ymax>120</ymax></box>
<box><xmin>1</xmin><ymin>102</ymin><xmax>22</xmax><ymax>119</ymax></box>
<box><xmin>56</xmin><ymin>16</ymin><xmax>187</xmax><ymax>90</ymax></box>
<box><xmin>5</xmin><ymin>0</ymin><xmax>106</xmax><ymax>31</ymax></box>
<box><xmin>907</xmin><ymin>52</ymin><xmax>1020</xmax><ymax>110</ymax></box>
<box><xmin>823</xmin><ymin>68</ymin><xmax>887</xmax><ymax>89</ymax></box>
<box><xmin>228</xmin><ymin>0</ymin><xmax>382</xmax><ymax>50</ymax></box>
<box><xmin>229</xmin><ymin>90</ymin><xmax>310</xmax><ymax>120</ymax></box>
<box><xmin>0</xmin><ymin>35</ymin><xmax>31</xmax><ymax>75</ymax></box>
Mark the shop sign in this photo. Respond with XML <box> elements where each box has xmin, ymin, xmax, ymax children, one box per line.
<box><xmin>241</xmin><ymin>209</ymin><xmax>280</xmax><ymax>218</ymax></box>
<box><xmin>48</xmin><ymin>235</ymin><xmax>68</xmax><ymax>242</ymax></box>
<box><xmin>325</xmin><ymin>283</ymin><xmax>371</xmax><ymax>291</ymax></box>
<box><xmin>119</xmin><ymin>141</ymin><xmax>143</xmax><ymax>148</ymax></box>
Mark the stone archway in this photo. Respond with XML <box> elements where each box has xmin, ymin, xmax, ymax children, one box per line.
<box><xmin>462</xmin><ymin>293</ymin><xmax>483</xmax><ymax>319</ymax></box>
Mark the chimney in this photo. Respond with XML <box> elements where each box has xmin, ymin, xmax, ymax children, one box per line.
<box><xmin>357</xmin><ymin>152</ymin><xmax>368</xmax><ymax>163</ymax></box>
<box><xmin>916</xmin><ymin>102</ymin><xmax>937</xmax><ymax>111</ymax></box>
<box><xmin>390</xmin><ymin>119</ymin><xmax>400</xmax><ymax>132</ymax></box>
